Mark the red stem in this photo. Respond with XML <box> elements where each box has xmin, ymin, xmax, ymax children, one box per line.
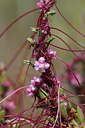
<box><xmin>52</xmin><ymin>34</ymin><xmax>78</xmax><ymax>57</ymax></box>
<box><xmin>53</xmin><ymin>0</ymin><xmax>85</xmax><ymax>37</ymax></box>
<box><xmin>6</xmin><ymin>41</ymin><xmax>27</xmax><ymax>70</ymax></box>
<box><xmin>51</xmin><ymin>27</ymin><xmax>85</xmax><ymax>49</ymax></box>
<box><xmin>56</xmin><ymin>55</ymin><xmax>85</xmax><ymax>95</ymax></box>
<box><xmin>0</xmin><ymin>8</ymin><xmax>39</xmax><ymax>38</ymax></box>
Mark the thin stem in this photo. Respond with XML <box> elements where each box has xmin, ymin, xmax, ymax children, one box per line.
<box><xmin>0</xmin><ymin>8</ymin><xmax>39</xmax><ymax>38</ymax></box>
<box><xmin>6</xmin><ymin>41</ymin><xmax>27</xmax><ymax>70</ymax></box>
<box><xmin>52</xmin><ymin>83</ymin><xmax>61</xmax><ymax>128</ymax></box>
<box><xmin>0</xmin><ymin>86</ymin><xmax>29</xmax><ymax>104</ymax></box>
<box><xmin>53</xmin><ymin>0</ymin><xmax>85</xmax><ymax>37</ymax></box>
<box><xmin>51</xmin><ymin>27</ymin><xmax>85</xmax><ymax>48</ymax></box>
<box><xmin>56</xmin><ymin>56</ymin><xmax>85</xmax><ymax>95</ymax></box>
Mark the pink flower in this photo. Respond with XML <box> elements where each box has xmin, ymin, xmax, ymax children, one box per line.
<box><xmin>41</xmin><ymin>83</ymin><xmax>47</xmax><ymax>88</ymax></box>
<box><xmin>34</xmin><ymin>57</ymin><xmax>50</xmax><ymax>73</ymax></box>
<box><xmin>5</xmin><ymin>101</ymin><xmax>15</xmax><ymax>110</ymax></box>
<box><xmin>47</xmin><ymin>49</ymin><xmax>56</xmax><ymax>59</ymax></box>
<box><xmin>63</xmin><ymin>102</ymin><xmax>67</xmax><ymax>109</ymax></box>
<box><xmin>27</xmin><ymin>76</ymin><xmax>42</xmax><ymax>97</ymax></box>
<box><xmin>26</xmin><ymin>85</ymin><xmax>36</xmax><ymax>97</ymax></box>
<box><xmin>44</xmin><ymin>62</ymin><xmax>50</xmax><ymax>69</ymax></box>
<box><xmin>33</xmin><ymin>76</ymin><xmax>42</xmax><ymax>85</ymax></box>
<box><xmin>27</xmin><ymin>92</ymin><xmax>34</xmax><ymax>97</ymax></box>
<box><xmin>37</xmin><ymin>0</ymin><xmax>44</xmax><ymax>8</ymax></box>
<box><xmin>30</xmin><ymin>85</ymin><xmax>36</xmax><ymax>92</ymax></box>
<box><xmin>38</xmin><ymin>57</ymin><xmax>45</xmax><ymax>63</ymax></box>
<box><xmin>3</xmin><ymin>80</ymin><xmax>10</xmax><ymax>87</ymax></box>
<box><xmin>70</xmin><ymin>73</ymin><xmax>83</xmax><ymax>87</ymax></box>
<box><xmin>34</xmin><ymin>61</ymin><xmax>39</xmax><ymax>71</ymax></box>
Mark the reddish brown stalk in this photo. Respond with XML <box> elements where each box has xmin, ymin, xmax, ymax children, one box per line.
<box><xmin>38</xmin><ymin>42</ymin><xmax>85</xmax><ymax>52</ymax></box>
<box><xmin>0</xmin><ymin>8</ymin><xmax>39</xmax><ymax>38</ymax></box>
<box><xmin>0</xmin><ymin>86</ymin><xmax>29</xmax><ymax>104</ymax></box>
<box><xmin>6</xmin><ymin>75</ymin><xmax>18</xmax><ymax>89</ymax></box>
<box><xmin>53</xmin><ymin>0</ymin><xmax>85</xmax><ymax>37</ymax></box>
<box><xmin>56</xmin><ymin>55</ymin><xmax>85</xmax><ymax>95</ymax></box>
<box><xmin>22</xmin><ymin>49</ymin><xmax>35</xmax><ymax>111</ymax></box>
<box><xmin>15</xmin><ymin>43</ymin><xmax>31</xmax><ymax>105</ymax></box>
<box><xmin>16</xmin><ymin>44</ymin><xmax>31</xmax><ymax>84</ymax></box>
<box><xmin>6</xmin><ymin>41</ymin><xmax>27</xmax><ymax>70</ymax></box>
<box><xmin>52</xmin><ymin>34</ymin><xmax>78</xmax><ymax>57</ymax></box>
<box><xmin>51</xmin><ymin>27</ymin><xmax>85</xmax><ymax>48</ymax></box>
<box><xmin>49</xmin><ymin>43</ymin><xmax>85</xmax><ymax>52</ymax></box>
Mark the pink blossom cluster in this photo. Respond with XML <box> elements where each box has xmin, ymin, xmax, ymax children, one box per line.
<box><xmin>70</xmin><ymin>73</ymin><xmax>83</xmax><ymax>87</ymax></box>
<box><xmin>26</xmin><ymin>76</ymin><xmax>42</xmax><ymax>97</ymax></box>
<box><xmin>3</xmin><ymin>80</ymin><xmax>10</xmax><ymax>87</ymax></box>
<box><xmin>5</xmin><ymin>101</ymin><xmax>15</xmax><ymax>111</ymax></box>
<box><xmin>34</xmin><ymin>57</ymin><xmax>50</xmax><ymax>73</ymax></box>
<box><xmin>37</xmin><ymin>0</ymin><xmax>44</xmax><ymax>8</ymax></box>
<box><xmin>47</xmin><ymin>49</ymin><xmax>56</xmax><ymax>59</ymax></box>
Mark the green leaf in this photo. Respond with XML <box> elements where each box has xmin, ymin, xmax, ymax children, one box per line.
<box><xmin>39</xmin><ymin>28</ymin><xmax>42</xmax><ymax>38</ymax></box>
<box><xmin>27</xmin><ymin>37</ymin><xmax>33</xmax><ymax>44</ymax></box>
<box><xmin>31</xmin><ymin>27</ymin><xmax>38</xmax><ymax>32</ymax></box>
<box><xmin>71</xmin><ymin>119</ymin><xmax>79</xmax><ymax>127</ymax></box>
<box><xmin>77</xmin><ymin>106</ymin><xmax>84</xmax><ymax>124</ymax></box>
<box><xmin>0</xmin><ymin>111</ymin><xmax>5</xmax><ymax>117</ymax></box>
<box><xmin>12</xmin><ymin>123</ymin><xmax>20</xmax><ymax>128</ymax></box>
<box><xmin>48</xmin><ymin>117</ymin><xmax>54</xmax><ymax>123</ymax></box>
<box><xmin>67</xmin><ymin>102</ymin><xmax>71</xmax><ymax>109</ymax></box>
<box><xmin>46</xmin><ymin>10</ymin><xmax>56</xmax><ymax>16</ymax></box>
<box><xmin>39</xmin><ymin>88</ymin><xmax>49</xmax><ymax>98</ymax></box>
<box><xmin>24</xmin><ymin>60</ymin><xmax>34</xmax><ymax>67</ymax></box>
<box><xmin>0</xmin><ymin>71</ymin><xmax>6</xmax><ymax>83</ymax></box>
<box><xmin>39</xmin><ymin>88</ymin><xmax>50</xmax><ymax>105</ymax></box>
<box><xmin>60</xmin><ymin>88</ymin><xmax>63</xmax><ymax>96</ymax></box>
<box><xmin>60</xmin><ymin>103</ymin><xmax>68</xmax><ymax>117</ymax></box>
<box><xmin>46</xmin><ymin>36</ymin><xmax>54</xmax><ymax>43</ymax></box>
<box><xmin>6</xmin><ymin>119</ymin><xmax>10</xmax><ymax>123</ymax></box>
<box><xmin>71</xmin><ymin>107</ymin><xmax>78</xmax><ymax>118</ymax></box>
<box><xmin>24</xmin><ymin>60</ymin><xmax>30</xmax><ymax>64</ymax></box>
<box><xmin>0</xmin><ymin>110</ymin><xmax>5</xmax><ymax>123</ymax></box>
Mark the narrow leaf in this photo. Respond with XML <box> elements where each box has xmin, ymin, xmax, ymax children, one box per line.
<box><xmin>71</xmin><ymin>119</ymin><xmax>79</xmax><ymax>127</ymax></box>
<box><xmin>77</xmin><ymin>106</ymin><xmax>84</xmax><ymax>124</ymax></box>
<box><xmin>60</xmin><ymin>103</ymin><xmax>68</xmax><ymax>117</ymax></box>
<box><xmin>24</xmin><ymin>60</ymin><xmax>34</xmax><ymax>67</ymax></box>
<box><xmin>47</xmin><ymin>10</ymin><xmax>56</xmax><ymax>16</ymax></box>
<box><xmin>46</xmin><ymin>36</ymin><xmax>54</xmax><ymax>43</ymax></box>
<box><xmin>67</xmin><ymin>102</ymin><xmax>71</xmax><ymax>109</ymax></box>
<box><xmin>27</xmin><ymin>37</ymin><xmax>33</xmax><ymax>44</ymax></box>
<box><xmin>39</xmin><ymin>88</ymin><xmax>50</xmax><ymax>104</ymax></box>
<box><xmin>71</xmin><ymin>107</ymin><xmax>78</xmax><ymax>118</ymax></box>
<box><xmin>39</xmin><ymin>28</ymin><xmax>42</xmax><ymax>38</ymax></box>
<box><xmin>24</xmin><ymin>60</ymin><xmax>30</xmax><ymax>64</ymax></box>
<box><xmin>31</xmin><ymin>27</ymin><xmax>38</xmax><ymax>32</ymax></box>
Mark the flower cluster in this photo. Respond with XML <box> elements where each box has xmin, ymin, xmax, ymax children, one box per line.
<box><xmin>37</xmin><ymin>0</ymin><xmax>44</xmax><ymax>8</ymax></box>
<box><xmin>0</xmin><ymin>62</ymin><xmax>16</xmax><ymax>124</ymax></box>
<box><xmin>3</xmin><ymin>80</ymin><xmax>10</xmax><ymax>87</ymax></box>
<box><xmin>5</xmin><ymin>101</ymin><xmax>15</xmax><ymax>111</ymax></box>
<box><xmin>46</xmin><ymin>48</ymin><xmax>56</xmax><ymax>59</ymax></box>
<box><xmin>27</xmin><ymin>76</ymin><xmax>42</xmax><ymax>97</ymax></box>
<box><xmin>70</xmin><ymin>73</ymin><xmax>83</xmax><ymax>87</ymax></box>
<box><xmin>64</xmin><ymin>52</ymin><xmax>85</xmax><ymax>106</ymax></box>
<box><xmin>34</xmin><ymin>57</ymin><xmax>50</xmax><ymax>73</ymax></box>
<box><xmin>65</xmin><ymin>53</ymin><xmax>85</xmax><ymax>88</ymax></box>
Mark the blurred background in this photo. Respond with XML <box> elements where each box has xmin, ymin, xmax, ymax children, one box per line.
<box><xmin>0</xmin><ymin>0</ymin><xmax>85</xmax><ymax>126</ymax></box>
